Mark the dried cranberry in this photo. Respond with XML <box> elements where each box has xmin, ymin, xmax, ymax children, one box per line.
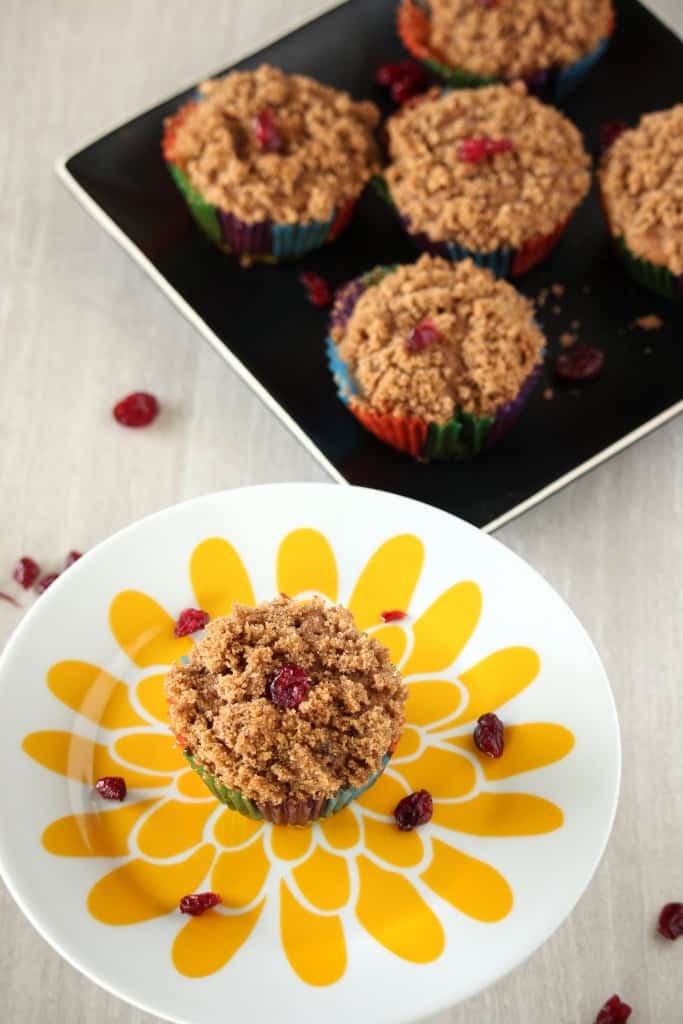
<box><xmin>13</xmin><ymin>557</ymin><xmax>40</xmax><ymax>589</ymax></box>
<box><xmin>658</xmin><ymin>902</ymin><xmax>683</xmax><ymax>940</ymax></box>
<box><xmin>459</xmin><ymin>136</ymin><xmax>513</xmax><ymax>163</ymax></box>
<box><xmin>299</xmin><ymin>271</ymin><xmax>332</xmax><ymax>307</ymax></box>
<box><xmin>381</xmin><ymin>609</ymin><xmax>407</xmax><ymax>623</ymax></box>
<box><xmin>36</xmin><ymin>573</ymin><xmax>59</xmax><ymax>593</ymax></box>
<box><xmin>478</xmin><ymin>0</ymin><xmax>500</xmax><ymax>7</ymax></box>
<box><xmin>407</xmin><ymin>318</ymin><xmax>441</xmax><ymax>353</ymax></box>
<box><xmin>474</xmin><ymin>713</ymin><xmax>505</xmax><ymax>758</ymax></box>
<box><xmin>394</xmin><ymin>789</ymin><xmax>433</xmax><ymax>831</ymax></box>
<box><xmin>600</xmin><ymin>120</ymin><xmax>628</xmax><ymax>152</ymax></box>
<box><xmin>64</xmin><ymin>550</ymin><xmax>82</xmax><ymax>569</ymax></box>
<box><xmin>180</xmin><ymin>892</ymin><xmax>222</xmax><ymax>916</ymax></box>
<box><xmin>375</xmin><ymin>60</ymin><xmax>428</xmax><ymax>105</ymax></box>
<box><xmin>113</xmin><ymin>392</ymin><xmax>159</xmax><ymax>428</ymax></box>
<box><xmin>174</xmin><ymin>608</ymin><xmax>210</xmax><ymax>637</ymax></box>
<box><xmin>95</xmin><ymin>776</ymin><xmax>127</xmax><ymax>801</ymax></box>
<box><xmin>0</xmin><ymin>592</ymin><xmax>20</xmax><ymax>607</ymax></box>
<box><xmin>595</xmin><ymin>995</ymin><xmax>632</xmax><ymax>1023</ymax></box>
<box><xmin>269</xmin><ymin>664</ymin><xmax>311</xmax><ymax>710</ymax></box>
<box><xmin>555</xmin><ymin>344</ymin><xmax>605</xmax><ymax>382</ymax></box>
<box><xmin>253</xmin><ymin>109</ymin><xmax>282</xmax><ymax>152</ymax></box>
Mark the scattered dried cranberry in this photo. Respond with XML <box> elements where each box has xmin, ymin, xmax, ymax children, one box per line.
<box><xmin>269</xmin><ymin>664</ymin><xmax>311</xmax><ymax>710</ymax></box>
<box><xmin>394</xmin><ymin>789</ymin><xmax>433</xmax><ymax>831</ymax></box>
<box><xmin>375</xmin><ymin>59</ymin><xmax>428</xmax><ymax>105</ymax></box>
<box><xmin>658</xmin><ymin>902</ymin><xmax>683</xmax><ymax>940</ymax></box>
<box><xmin>180</xmin><ymin>892</ymin><xmax>222</xmax><ymax>916</ymax></box>
<box><xmin>113</xmin><ymin>391</ymin><xmax>159</xmax><ymax>428</ymax></box>
<box><xmin>36</xmin><ymin>573</ymin><xmax>59</xmax><ymax>593</ymax></box>
<box><xmin>595</xmin><ymin>995</ymin><xmax>632</xmax><ymax>1023</ymax></box>
<box><xmin>459</xmin><ymin>136</ymin><xmax>514</xmax><ymax>163</ymax></box>
<box><xmin>600</xmin><ymin>120</ymin><xmax>628</xmax><ymax>152</ymax></box>
<box><xmin>64</xmin><ymin>550</ymin><xmax>82</xmax><ymax>569</ymax></box>
<box><xmin>474</xmin><ymin>713</ymin><xmax>505</xmax><ymax>758</ymax></box>
<box><xmin>478</xmin><ymin>0</ymin><xmax>500</xmax><ymax>6</ymax></box>
<box><xmin>299</xmin><ymin>271</ymin><xmax>332</xmax><ymax>307</ymax></box>
<box><xmin>253</xmin><ymin>108</ymin><xmax>282</xmax><ymax>152</ymax></box>
<box><xmin>95</xmin><ymin>776</ymin><xmax>127</xmax><ymax>801</ymax></box>
<box><xmin>555</xmin><ymin>344</ymin><xmax>605</xmax><ymax>382</ymax></box>
<box><xmin>13</xmin><ymin>557</ymin><xmax>40</xmax><ymax>589</ymax></box>
<box><xmin>407</xmin><ymin>317</ymin><xmax>442</xmax><ymax>353</ymax></box>
<box><xmin>381</xmin><ymin>609</ymin><xmax>407</xmax><ymax>623</ymax></box>
<box><xmin>174</xmin><ymin>608</ymin><xmax>210</xmax><ymax>637</ymax></box>
<box><xmin>0</xmin><ymin>592</ymin><xmax>21</xmax><ymax>607</ymax></box>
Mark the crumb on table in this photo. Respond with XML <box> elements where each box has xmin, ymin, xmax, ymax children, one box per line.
<box><xmin>633</xmin><ymin>314</ymin><xmax>663</xmax><ymax>331</ymax></box>
<box><xmin>560</xmin><ymin>332</ymin><xmax>577</xmax><ymax>348</ymax></box>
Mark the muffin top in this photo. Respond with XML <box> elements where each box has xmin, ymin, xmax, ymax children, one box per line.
<box><xmin>332</xmin><ymin>255</ymin><xmax>545</xmax><ymax>423</ymax></box>
<box><xmin>385</xmin><ymin>84</ymin><xmax>591</xmax><ymax>250</ymax></box>
<box><xmin>165</xmin><ymin>597</ymin><xmax>406</xmax><ymax>805</ymax></box>
<box><xmin>164</xmin><ymin>64</ymin><xmax>380</xmax><ymax>224</ymax></box>
<box><xmin>424</xmin><ymin>0</ymin><xmax>613</xmax><ymax>80</ymax></box>
<box><xmin>599</xmin><ymin>105</ymin><xmax>683</xmax><ymax>277</ymax></box>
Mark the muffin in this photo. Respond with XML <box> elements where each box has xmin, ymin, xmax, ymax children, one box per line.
<box><xmin>162</xmin><ymin>64</ymin><xmax>380</xmax><ymax>265</ymax></box>
<box><xmin>165</xmin><ymin>596</ymin><xmax>406</xmax><ymax>824</ymax></box>
<box><xmin>382</xmin><ymin>84</ymin><xmax>591</xmax><ymax>277</ymax></box>
<box><xmin>327</xmin><ymin>254</ymin><xmax>546</xmax><ymax>461</ymax></box>
<box><xmin>397</xmin><ymin>0</ymin><xmax>614</xmax><ymax>101</ymax></box>
<box><xmin>599</xmin><ymin>106</ymin><xmax>683</xmax><ymax>300</ymax></box>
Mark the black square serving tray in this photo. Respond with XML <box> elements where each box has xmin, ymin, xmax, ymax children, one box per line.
<box><xmin>58</xmin><ymin>0</ymin><xmax>683</xmax><ymax>530</ymax></box>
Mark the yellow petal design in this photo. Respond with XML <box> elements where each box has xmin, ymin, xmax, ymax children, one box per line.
<box><xmin>405</xmin><ymin>680</ymin><xmax>463</xmax><ymax>727</ymax></box>
<box><xmin>137</xmin><ymin>674</ymin><xmax>169</xmax><ymax>724</ymax></box>
<box><xmin>319</xmin><ymin>808</ymin><xmax>360</xmax><ymax>850</ymax></box>
<box><xmin>22</xmin><ymin>731</ymin><xmax>170</xmax><ymax>788</ymax></box>
<box><xmin>173</xmin><ymin>902</ymin><xmax>264</xmax><ymax>979</ymax></box>
<box><xmin>371</xmin><ymin>624</ymin><xmax>407</xmax><ymax>666</ymax></box>
<box><xmin>190</xmin><ymin>538</ymin><xmax>255</xmax><ymax>619</ymax></box>
<box><xmin>422</xmin><ymin>838</ymin><xmax>513</xmax><ymax>922</ymax></box>
<box><xmin>355</xmin><ymin>773</ymin><xmax>407</xmax><ymax>815</ymax></box>
<box><xmin>401</xmin><ymin>582</ymin><xmax>482</xmax><ymax>677</ymax></box>
<box><xmin>42</xmin><ymin>799</ymin><xmax>157</xmax><ymax>858</ymax></box>
<box><xmin>114</xmin><ymin>732</ymin><xmax>185</xmax><ymax>773</ymax></box>
<box><xmin>88</xmin><ymin>844</ymin><xmax>214</xmax><ymax>925</ymax></box>
<box><xmin>348</xmin><ymin>535</ymin><xmax>424</xmax><ymax>631</ymax></box>
<box><xmin>449</xmin><ymin>723</ymin><xmax>575</xmax><ymax>781</ymax></box>
<box><xmin>277</xmin><ymin>529</ymin><xmax>338</xmax><ymax>600</ymax></box>
<box><xmin>356</xmin><ymin>856</ymin><xmax>444</xmax><ymax>962</ymax></box>
<box><xmin>436</xmin><ymin>646</ymin><xmax>540</xmax><ymax>730</ymax></box>
<box><xmin>47</xmin><ymin>661</ymin><xmax>146</xmax><ymax>729</ymax></box>
<box><xmin>109</xmin><ymin>591</ymin><xmax>191</xmax><ymax>668</ymax></box>
<box><xmin>271</xmin><ymin>826</ymin><xmax>312</xmax><ymax>861</ymax></box>
<box><xmin>364</xmin><ymin>817</ymin><xmax>423</xmax><ymax>868</ymax></box>
<box><xmin>137</xmin><ymin>799</ymin><xmax>214</xmax><ymax>858</ymax></box>
<box><xmin>293</xmin><ymin>847</ymin><xmax>350</xmax><ymax>911</ymax></box>
<box><xmin>280</xmin><ymin>881</ymin><xmax>346</xmax><ymax>986</ymax></box>
<box><xmin>397</xmin><ymin>746</ymin><xmax>476</xmax><ymax>800</ymax></box>
<box><xmin>177</xmin><ymin>769</ymin><xmax>213</xmax><ymax>799</ymax></box>
<box><xmin>212</xmin><ymin>837</ymin><xmax>269</xmax><ymax>908</ymax></box>
<box><xmin>392</xmin><ymin>727</ymin><xmax>420</xmax><ymax>761</ymax></box>
<box><xmin>432</xmin><ymin>793</ymin><xmax>564</xmax><ymax>836</ymax></box>
<box><xmin>214</xmin><ymin>809</ymin><xmax>263</xmax><ymax>849</ymax></box>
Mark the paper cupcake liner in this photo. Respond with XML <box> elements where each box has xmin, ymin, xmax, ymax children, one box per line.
<box><xmin>397</xmin><ymin>0</ymin><xmax>613</xmax><ymax>102</ymax></box>
<box><xmin>614</xmin><ymin>239</ymin><xmax>683</xmax><ymax>301</ymax></box>
<box><xmin>183</xmin><ymin>751</ymin><xmax>391</xmax><ymax>825</ymax></box>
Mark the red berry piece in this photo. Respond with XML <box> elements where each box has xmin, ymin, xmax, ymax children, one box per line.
<box><xmin>113</xmin><ymin>391</ymin><xmax>159</xmax><ymax>428</ymax></box>
<box><xmin>375</xmin><ymin>60</ymin><xmax>428</xmax><ymax>105</ymax></box>
<box><xmin>253</xmin><ymin>108</ymin><xmax>282</xmax><ymax>152</ymax></box>
<box><xmin>0</xmin><ymin>592</ymin><xmax>20</xmax><ymax>607</ymax></box>
<box><xmin>600</xmin><ymin>120</ymin><xmax>628</xmax><ymax>152</ymax></box>
<box><xmin>407</xmin><ymin>317</ymin><xmax>442</xmax><ymax>353</ymax></box>
<box><xmin>394</xmin><ymin>789</ymin><xmax>433</xmax><ymax>831</ymax></box>
<box><xmin>13</xmin><ymin>557</ymin><xmax>40</xmax><ymax>589</ymax></box>
<box><xmin>555</xmin><ymin>344</ymin><xmax>605</xmax><ymax>382</ymax></box>
<box><xmin>595</xmin><ymin>995</ymin><xmax>632</xmax><ymax>1023</ymax></box>
<box><xmin>299</xmin><ymin>271</ymin><xmax>332</xmax><ymax>307</ymax></box>
<box><xmin>375</xmin><ymin>62</ymin><xmax>402</xmax><ymax>87</ymax></box>
<box><xmin>269</xmin><ymin>664</ymin><xmax>311</xmax><ymax>710</ymax></box>
<box><xmin>36</xmin><ymin>573</ymin><xmax>59</xmax><ymax>594</ymax></box>
<box><xmin>459</xmin><ymin>136</ymin><xmax>513</xmax><ymax>163</ymax></box>
<box><xmin>381</xmin><ymin>609</ymin><xmax>407</xmax><ymax>623</ymax></box>
<box><xmin>64</xmin><ymin>550</ymin><xmax>82</xmax><ymax>569</ymax></box>
<box><xmin>479</xmin><ymin>0</ymin><xmax>500</xmax><ymax>7</ymax></box>
<box><xmin>658</xmin><ymin>902</ymin><xmax>683</xmax><ymax>940</ymax></box>
<box><xmin>95</xmin><ymin>776</ymin><xmax>127</xmax><ymax>801</ymax></box>
<box><xmin>180</xmin><ymin>892</ymin><xmax>222</xmax><ymax>916</ymax></box>
<box><xmin>474</xmin><ymin>713</ymin><xmax>505</xmax><ymax>758</ymax></box>
<box><xmin>174</xmin><ymin>608</ymin><xmax>210</xmax><ymax>637</ymax></box>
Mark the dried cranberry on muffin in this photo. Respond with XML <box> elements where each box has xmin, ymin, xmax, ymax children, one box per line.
<box><xmin>162</xmin><ymin>64</ymin><xmax>380</xmax><ymax>265</ymax></box>
<box><xmin>397</xmin><ymin>0</ymin><xmax>614</xmax><ymax>99</ymax></box>
<box><xmin>165</xmin><ymin>596</ymin><xmax>406</xmax><ymax>825</ymax></box>
<box><xmin>599</xmin><ymin>105</ymin><xmax>683</xmax><ymax>300</ymax></box>
<box><xmin>382</xmin><ymin>83</ymin><xmax>591</xmax><ymax>277</ymax></box>
<box><xmin>327</xmin><ymin>254</ymin><xmax>546</xmax><ymax>461</ymax></box>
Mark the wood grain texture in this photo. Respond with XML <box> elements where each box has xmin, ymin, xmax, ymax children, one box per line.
<box><xmin>0</xmin><ymin>1</ymin><xmax>681</xmax><ymax>1021</ymax></box>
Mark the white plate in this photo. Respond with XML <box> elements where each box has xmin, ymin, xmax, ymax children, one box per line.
<box><xmin>0</xmin><ymin>484</ymin><xmax>620</xmax><ymax>1023</ymax></box>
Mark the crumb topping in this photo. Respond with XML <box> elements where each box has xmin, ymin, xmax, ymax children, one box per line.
<box><xmin>425</xmin><ymin>0</ymin><xmax>613</xmax><ymax>79</ymax></box>
<box><xmin>385</xmin><ymin>84</ymin><xmax>591</xmax><ymax>250</ymax></box>
<box><xmin>599</xmin><ymin>105</ymin><xmax>683</xmax><ymax>276</ymax></box>
<box><xmin>165</xmin><ymin>597</ymin><xmax>406</xmax><ymax>805</ymax></box>
<box><xmin>165</xmin><ymin>64</ymin><xmax>380</xmax><ymax>224</ymax></box>
<box><xmin>332</xmin><ymin>254</ymin><xmax>545</xmax><ymax>422</ymax></box>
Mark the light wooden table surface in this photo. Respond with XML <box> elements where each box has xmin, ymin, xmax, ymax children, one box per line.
<box><xmin>1</xmin><ymin>1</ymin><xmax>681</xmax><ymax>1021</ymax></box>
